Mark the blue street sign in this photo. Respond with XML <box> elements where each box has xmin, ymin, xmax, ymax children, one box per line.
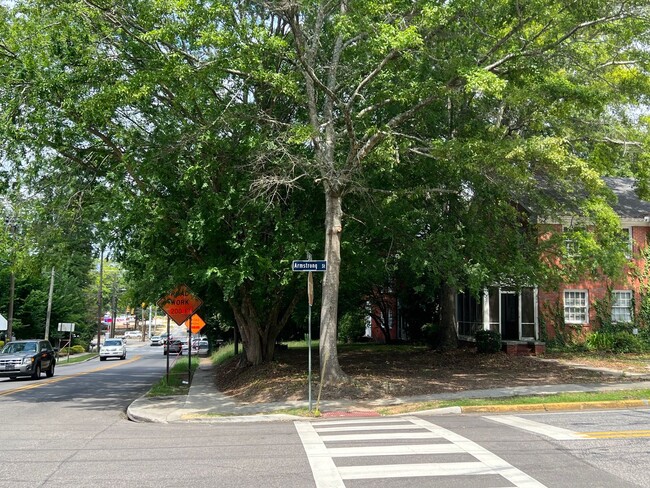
<box><xmin>292</xmin><ymin>260</ymin><xmax>327</xmax><ymax>272</ymax></box>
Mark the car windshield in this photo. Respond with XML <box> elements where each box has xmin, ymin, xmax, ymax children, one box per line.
<box><xmin>104</xmin><ymin>340</ymin><xmax>122</xmax><ymax>346</ymax></box>
<box><xmin>1</xmin><ymin>342</ymin><xmax>38</xmax><ymax>354</ymax></box>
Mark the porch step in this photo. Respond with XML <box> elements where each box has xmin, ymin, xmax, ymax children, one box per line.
<box><xmin>502</xmin><ymin>340</ymin><xmax>545</xmax><ymax>356</ymax></box>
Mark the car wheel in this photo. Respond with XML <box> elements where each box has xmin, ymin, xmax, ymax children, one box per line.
<box><xmin>46</xmin><ymin>362</ymin><xmax>55</xmax><ymax>378</ymax></box>
<box><xmin>121</xmin><ymin>354</ymin><xmax>126</xmax><ymax>360</ymax></box>
<box><xmin>31</xmin><ymin>364</ymin><xmax>41</xmax><ymax>380</ymax></box>
<box><xmin>100</xmin><ymin>356</ymin><xmax>106</xmax><ymax>361</ymax></box>
<box><xmin>9</xmin><ymin>376</ymin><xmax>17</xmax><ymax>380</ymax></box>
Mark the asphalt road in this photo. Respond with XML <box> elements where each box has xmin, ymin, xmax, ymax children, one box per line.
<box><xmin>1</xmin><ymin>342</ymin><xmax>649</xmax><ymax>487</ymax></box>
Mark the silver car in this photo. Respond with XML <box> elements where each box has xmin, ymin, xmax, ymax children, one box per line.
<box><xmin>99</xmin><ymin>339</ymin><xmax>126</xmax><ymax>361</ymax></box>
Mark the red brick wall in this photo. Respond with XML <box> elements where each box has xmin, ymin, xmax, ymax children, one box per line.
<box><xmin>539</xmin><ymin>224</ymin><xmax>649</xmax><ymax>339</ymax></box>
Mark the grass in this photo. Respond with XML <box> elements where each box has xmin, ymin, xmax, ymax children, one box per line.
<box><xmin>147</xmin><ymin>356</ymin><xmax>200</xmax><ymax>397</ymax></box>
<box><xmin>211</xmin><ymin>343</ymin><xmax>238</xmax><ymax>366</ymax></box>
<box><xmin>56</xmin><ymin>353</ymin><xmax>97</xmax><ymax>364</ymax></box>
<box><xmin>377</xmin><ymin>389</ymin><xmax>650</xmax><ymax>415</ymax></box>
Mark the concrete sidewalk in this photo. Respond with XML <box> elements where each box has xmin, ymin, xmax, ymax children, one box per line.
<box><xmin>126</xmin><ymin>360</ymin><xmax>650</xmax><ymax>423</ymax></box>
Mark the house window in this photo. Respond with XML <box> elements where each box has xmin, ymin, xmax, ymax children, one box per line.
<box><xmin>564</xmin><ymin>290</ymin><xmax>588</xmax><ymax>324</ymax></box>
<box><xmin>563</xmin><ymin>225</ymin><xmax>583</xmax><ymax>257</ymax></box>
<box><xmin>611</xmin><ymin>290</ymin><xmax>632</xmax><ymax>323</ymax></box>
<box><xmin>457</xmin><ymin>292</ymin><xmax>482</xmax><ymax>337</ymax></box>
<box><xmin>620</xmin><ymin>227</ymin><xmax>632</xmax><ymax>258</ymax></box>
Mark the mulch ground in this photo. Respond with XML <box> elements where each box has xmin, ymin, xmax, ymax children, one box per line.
<box><xmin>214</xmin><ymin>345</ymin><xmax>650</xmax><ymax>404</ymax></box>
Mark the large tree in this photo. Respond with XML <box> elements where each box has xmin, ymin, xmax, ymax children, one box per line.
<box><xmin>243</xmin><ymin>0</ymin><xmax>650</xmax><ymax>379</ymax></box>
<box><xmin>2</xmin><ymin>0</ymin><xmax>650</xmax><ymax>379</ymax></box>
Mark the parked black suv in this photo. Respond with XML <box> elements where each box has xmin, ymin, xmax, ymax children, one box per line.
<box><xmin>0</xmin><ymin>339</ymin><xmax>56</xmax><ymax>380</ymax></box>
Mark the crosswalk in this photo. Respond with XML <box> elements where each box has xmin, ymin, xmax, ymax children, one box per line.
<box><xmin>295</xmin><ymin>416</ymin><xmax>547</xmax><ymax>487</ymax></box>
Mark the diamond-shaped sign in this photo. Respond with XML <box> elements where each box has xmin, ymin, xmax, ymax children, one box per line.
<box><xmin>157</xmin><ymin>284</ymin><xmax>203</xmax><ymax>326</ymax></box>
<box><xmin>183</xmin><ymin>315</ymin><xmax>205</xmax><ymax>335</ymax></box>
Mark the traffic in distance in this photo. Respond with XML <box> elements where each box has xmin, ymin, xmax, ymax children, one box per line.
<box><xmin>0</xmin><ymin>326</ymin><xmax>211</xmax><ymax>383</ymax></box>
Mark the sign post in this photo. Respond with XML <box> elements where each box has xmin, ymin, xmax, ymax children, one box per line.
<box><xmin>292</xmin><ymin>256</ymin><xmax>327</xmax><ymax>413</ymax></box>
<box><xmin>157</xmin><ymin>285</ymin><xmax>203</xmax><ymax>382</ymax></box>
<box><xmin>58</xmin><ymin>323</ymin><xmax>75</xmax><ymax>363</ymax></box>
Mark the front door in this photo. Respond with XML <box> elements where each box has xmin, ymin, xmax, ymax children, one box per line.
<box><xmin>501</xmin><ymin>293</ymin><xmax>519</xmax><ymax>340</ymax></box>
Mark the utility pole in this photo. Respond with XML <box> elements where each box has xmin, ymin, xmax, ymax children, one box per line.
<box><xmin>111</xmin><ymin>280</ymin><xmax>118</xmax><ymax>338</ymax></box>
<box><xmin>6</xmin><ymin>219</ymin><xmax>16</xmax><ymax>343</ymax></box>
<box><xmin>7</xmin><ymin>271</ymin><xmax>14</xmax><ymax>343</ymax></box>
<box><xmin>96</xmin><ymin>247</ymin><xmax>104</xmax><ymax>348</ymax></box>
<box><xmin>44</xmin><ymin>267</ymin><xmax>55</xmax><ymax>340</ymax></box>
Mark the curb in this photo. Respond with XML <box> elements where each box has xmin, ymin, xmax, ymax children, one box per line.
<box><xmin>460</xmin><ymin>399</ymin><xmax>650</xmax><ymax>413</ymax></box>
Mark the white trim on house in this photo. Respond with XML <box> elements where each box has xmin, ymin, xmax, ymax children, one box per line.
<box><xmin>457</xmin><ymin>286</ymin><xmax>539</xmax><ymax>341</ymax></box>
<box><xmin>611</xmin><ymin>289</ymin><xmax>633</xmax><ymax>323</ymax></box>
<box><xmin>563</xmin><ymin>289</ymin><xmax>589</xmax><ymax>325</ymax></box>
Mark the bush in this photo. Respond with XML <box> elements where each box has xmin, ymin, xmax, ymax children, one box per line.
<box><xmin>585</xmin><ymin>331</ymin><xmax>613</xmax><ymax>352</ymax></box>
<box><xmin>338</xmin><ymin>311</ymin><xmax>366</xmax><ymax>343</ymax></box>
<box><xmin>585</xmin><ymin>330</ymin><xmax>646</xmax><ymax>353</ymax></box>
<box><xmin>0</xmin><ymin>341</ymin><xmax>4</xmax><ymax>349</ymax></box>
<box><xmin>421</xmin><ymin>323</ymin><xmax>443</xmax><ymax>349</ymax></box>
<box><xmin>60</xmin><ymin>345</ymin><xmax>87</xmax><ymax>355</ymax></box>
<box><xmin>611</xmin><ymin>331</ymin><xmax>645</xmax><ymax>353</ymax></box>
<box><xmin>475</xmin><ymin>330</ymin><xmax>502</xmax><ymax>354</ymax></box>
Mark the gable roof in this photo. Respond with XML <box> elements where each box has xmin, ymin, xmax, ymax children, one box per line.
<box><xmin>602</xmin><ymin>177</ymin><xmax>650</xmax><ymax>219</ymax></box>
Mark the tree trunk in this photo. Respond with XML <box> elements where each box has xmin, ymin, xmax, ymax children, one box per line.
<box><xmin>439</xmin><ymin>282</ymin><xmax>458</xmax><ymax>350</ymax></box>
<box><xmin>319</xmin><ymin>190</ymin><xmax>348</xmax><ymax>386</ymax></box>
<box><xmin>228</xmin><ymin>285</ymin><xmax>300</xmax><ymax>366</ymax></box>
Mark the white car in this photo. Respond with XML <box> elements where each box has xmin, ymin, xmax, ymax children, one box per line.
<box><xmin>150</xmin><ymin>335</ymin><xmax>163</xmax><ymax>346</ymax></box>
<box><xmin>99</xmin><ymin>339</ymin><xmax>127</xmax><ymax>361</ymax></box>
<box><xmin>124</xmin><ymin>331</ymin><xmax>142</xmax><ymax>340</ymax></box>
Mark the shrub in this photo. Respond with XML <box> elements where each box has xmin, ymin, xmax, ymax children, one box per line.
<box><xmin>475</xmin><ymin>330</ymin><xmax>501</xmax><ymax>354</ymax></box>
<box><xmin>71</xmin><ymin>345</ymin><xmax>85</xmax><ymax>354</ymax></box>
<box><xmin>0</xmin><ymin>341</ymin><xmax>4</xmax><ymax>349</ymax></box>
<box><xmin>421</xmin><ymin>323</ymin><xmax>443</xmax><ymax>349</ymax></box>
<box><xmin>338</xmin><ymin>311</ymin><xmax>366</xmax><ymax>343</ymax></box>
<box><xmin>585</xmin><ymin>331</ymin><xmax>614</xmax><ymax>352</ymax></box>
<box><xmin>611</xmin><ymin>331</ymin><xmax>645</xmax><ymax>353</ymax></box>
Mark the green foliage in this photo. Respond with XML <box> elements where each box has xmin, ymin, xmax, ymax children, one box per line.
<box><xmin>585</xmin><ymin>330</ymin><xmax>645</xmax><ymax>353</ymax></box>
<box><xmin>337</xmin><ymin>311</ymin><xmax>366</xmax><ymax>344</ymax></box>
<box><xmin>584</xmin><ymin>331</ymin><xmax>614</xmax><ymax>351</ymax></box>
<box><xmin>60</xmin><ymin>344</ymin><xmax>86</xmax><ymax>355</ymax></box>
<box><xmin>611</xmin><ymin>332</ymin><xmax>645</xmax><ymax>353</ymax></box>
<box><xmin>542</xmin><ymin>300</ymin><xmax>584</xmax><ymax>351</ymax></box>
<box><xmin>421</xmin><ymin>323</ymin><xmax>443</xmax><ymax>350</ymax></box>
<box><xmin>475</xmin><ymin>330</ymin><xmax>502</xmax><ymax>354</ymax></box>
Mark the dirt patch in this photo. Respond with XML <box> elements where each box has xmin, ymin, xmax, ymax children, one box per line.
<box><xmin>214</xmin><ymin>345</ymin><xmax>650</xmax><ymax>404</ymax></box>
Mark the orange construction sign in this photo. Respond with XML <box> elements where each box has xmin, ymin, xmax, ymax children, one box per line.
<box><xmin>157</xmin><ymin>284</ymin><xmax>203</xmax><ymax>326</ymax></box>
<box><xmin>184</xmin><ymin>315</ymin><xmax>205</xmax><ymax>334</ymax></box>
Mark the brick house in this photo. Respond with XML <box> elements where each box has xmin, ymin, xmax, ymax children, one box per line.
<box><xmin>455</xmin><ymin>177</ymin><xmax>650</xmax><ymax>353</ymax></box>
<box><xmin>364</xmin><ymin>177</ymin><xmax>650</xmax><ymax>350</ymax></box>
<box><xmin>538</xmin><ymin>177</ymin><xmax>650</xmax><ymax>340</ymax></box>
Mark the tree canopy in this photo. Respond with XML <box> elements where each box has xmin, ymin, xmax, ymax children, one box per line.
<box><xmin>1</xmin><ymin>0</ymin><xmax>649</xmax><ymax>379</ymax></box>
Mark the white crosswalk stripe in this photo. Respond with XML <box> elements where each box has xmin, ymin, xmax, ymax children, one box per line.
<box><xmin>295</xmin><ymin>416</ymin><xmax>548</xmax><ymax>488</ymax></box>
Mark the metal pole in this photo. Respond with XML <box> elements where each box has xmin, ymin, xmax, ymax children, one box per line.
<box><xmin>188</xmin><ymin>315</ymin><xmax>192</xmax><ymax>382</ymax></box>
<box><xmin>44</xmin><ymin>267</ymin><xmax>54</xmax><ymax>340</ymax></box>
<box><xmin>96</xmin><ymin>247</ymin><xmax>104</xmax><ymax>352</ymax></box>
<box><xmin>165</xmin><ymin>315</ymin><xmax>170</xmax><ymax>383</ymax></box>
<box><xmin>7</xmin><ymin>271</ymin><xmax>14</xmax><ymax>343</ymax></box>
<box><xmin>148</xmin><ymin>305</ymin><xmax>152</xmax><ymax>339</ymax></box>
<box><xmin>308</xmin><ymin>270</ymin><xmax>314</xmax><ymax>413</ymax></box>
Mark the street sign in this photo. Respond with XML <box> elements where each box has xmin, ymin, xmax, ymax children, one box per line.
<box><xmin>58</xmin><ymin>322</ymin><xmax>75</xmax><ymax>332</ymax></box>
<box><xmin>157</xmin><ymin>284</ymin><xmax>203</xmax><ymax>326</ymax></box>
<box><xmin>0</xmin><ymin>314</ymin><xmax>6</xmax><ymax>331</ymax></box>
<box><xmin>183</xmin><ymin>315</ymin><xmax>205</xmax><ymax>335</ymax></box>
<box><xmin>292</xmin><ymin>260</ymin><xmax>327</xmax><ymax>272</ymax></box>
